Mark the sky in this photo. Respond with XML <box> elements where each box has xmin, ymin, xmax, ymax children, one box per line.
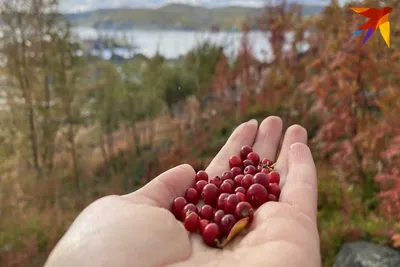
<box><xmin>60</xmin><ymin>0</ymin><xmax>352</xmax><ymax>13</ymax></box>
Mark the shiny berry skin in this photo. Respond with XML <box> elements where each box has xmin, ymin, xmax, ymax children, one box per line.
<box><xmin>236</xmin><ymin>192</ymin><xmax>246</xmax><ymax>202</ymax></box>
<box><xmin>235</xmin><ymin>201</ymin><xmax>254</xmax><ymax>221</ymax></box>
<box><xmin>244</xmin><ymin>165</ymin><xmax>257</xmax><ymax>175</ymax></box>
<box><xmin>268</xmin><ymin>183</ymin><xmax>281</xmax><ymax>198</ymax></box>
<box><xmin>196</xmin><ymin>170</ymin><xmax>208</xmax><ymax>182</ymax></box>
<box><xmin>221</xmin><ymin>171</ymin><xmax>234</xmax><ymax>181</ymax></box>
<box><xmin>200</xmin><ymin>205</ymin><xmax>215</xmax><ymax>220</ymax></box>
<box><xmin>195</xmin><ymin>180</ymin><xmax>208</xmax><ymax>194</ymax></box>
<box><xmin>214</xmin><ymin>210</ymin><xmax>225</xmax><ymax>225</ymax></box>
<box><xmin>217</xmin><ymin>193</ymin><xmax>229</xmax><ymax>210</ymax></box>
<box><xmin>253</xmin><ymin>173</ymin><xmax>269</xmax><ymax>189</ymax></box>
<box><xmin>200</xmin><ymin>219</ymin><xmax>209</xmax><ymax>234</ymax></box>
<box><xmin>261</xmin><ymin>168</ymin><xmax>270</xmax><ymax>174</ymax></box>
<box><xmin>233</xmin><ymin>174</ymin><xmax>244</xmax><ymax>188</ymax></box>
<box><xmin>240</xmin><ymin>145</ymin><xmax>253</xmax><ymax>160</ymax></box>
<box><xmin>247</xmin><ymin>184</ymin><xmax>269</xmax><ymax>208</ymax></box>
<box><xmin>268</xmin><ymin>194</ymin><xmax>277</xmax><ymax>202</ymax></box>
<box><xmin>202</xmin><ymin>223</ymin><xmax>221</xmax><ymax>247</ymax></box>
<box><xmin>243</xmin><ymin>159</ymin><xmax>254</xmax><ymax>167</ymax></box>
<box><xmin>261</xmin><ymin>158</ymin><xmax>273</xmax><ymax>167</ymax></box>
<box><xmin>241</xmin><ymin>174</ymin><xmax>254</xmax><ymax>189</ymax></box>
<box><xmin>257</xmin><ymin>165</ymin><xmax>263</xmax><ymax>172</ymax></box>
<box><xmin>229</xmin><ymin>155</ymin><xmax>242</xmax><ymax>168</ymax></box>
<box><xmin>235</xmin><ymin>186</ymin><xmax>246</xmax><ymax>194</ymax></box>
<box><xmin>220</xmin><ymin>214</ymin><xmax>236</xmax><ymax>236</ymax></box>
<box><xmin>184</xmin><ymin>212</ymin><xmax>200</xmax><ymax>232</ymax></box>
<box><xmin>210</xmin><ymin>176</ymin><xmax>223</xmax><ymax>188</ymax></box>
<box><xmin>224</xmin><ymin>179</ymin><xmax>234</xmax><ymax>187</ymax></box>
<box><xmin>171</xmin><ymin>197</ymin><xmax>188</xmax><ymax>219</ymax></box>
<box><xmin>220</xmin><ymin>181</ymin><xmax>233</xmax><ymax>194</ymax></box>
<box><xmin>247</xmin><ymin>152</ymin><xmax>260</xmax><ymax>166</ymax></box>
<box><xmin>201</xmin><ymin>184</ymin><xmax>219</xmax><ymax>205</ymax></box>
<box><xmin>181</xmin><ymin>203</ymin><xmax>198</xmax><ymax>221</ymax></box>
<box><xmin>231</xmin><ymin>167</ymin><xmax>242</xmax><ymax>176</ymax></box>
<box><xmin>225</xmin><ymin>194</ymin><xmax>240</xmax><ymax>214</ymax></box>
<box><xmin>269</xmin><ymin>171</ymin><xmax>280</xmax><ymax>184</ymax></box>
<box><xmin>185</xmin><ymin>188</ymin><xmax>199</xmax><ymax>205</ymax></box>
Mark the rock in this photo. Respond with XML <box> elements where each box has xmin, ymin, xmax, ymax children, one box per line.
<box><xmin>334</xmin><ymin>241</ymin><xmax>400</xmax><ymax>267</ymax></box>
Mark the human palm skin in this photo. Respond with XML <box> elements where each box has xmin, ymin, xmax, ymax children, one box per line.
<box><xmin>45</xmin><ymin>117</ymin><xmax>321</xmax><ymax>267</ymax></box>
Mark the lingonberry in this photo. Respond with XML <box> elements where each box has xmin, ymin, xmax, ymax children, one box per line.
<box><xmin>257</xmin><ymin>165</ymin><xmax>263</xmax><ymax>172</ymax></box>
<box><xmin>236</xmin><ymin>192</ymin><xmax>246</xmax><ymax>202</ymax></box>
<box><xmin>199</xmin><ymin>219</ymin><xmax>210</xmax><ymax>234</ymax></box>
<box><xmin>195</xmin><ymin>170</ymin><xmax>208</xmax><ymax>182</ymax></box>
<box><xmin>247</xmin><ymin>184</ymin><xmax>269</xmax><ymax>208</ymax></box>
<box><xmin>184</xmin><ymin>212</ymin><xmax>200</xmax><ymax>232</ymax></box>
<box><xmin>241</xmin><ymin>174</ymin><xmax>254</xmax><ymax>189</ymax></box>
<box><xmin>269</xmin><ymin>171</ymin><xmax>280</xmax><ymax>184</ymax></box>
<box><xmin>235</xmin><ymin>186</ymin><xmax>246</xmax><ymax>194</ymax></box>
<box><xmin>261</xmin><ymin>158</ymin><xmax>273</xmax><ymax>167</ymax></box>
<box><xmin>220</xmin><ymin>181</ymin><xmax>233</xmax><ymax>194</ymax></box>
<box><xmin>202</xmin><ymin>223</ymin><xmax>221</xmax><ymax>247</ymax></box>
<box><xmin>214</xmin><ymin>210</ymin><xmax>225</xmax><ymax>225</ymax></box>
<box><xmin>244</xmin><ymin>165</ymin><xmax>257</xmax><ymax>175</ymax></box>
<box><xmin>253</xmin><ymin>173</ymin><xmax>269</xmax><ymax>189</ymax></box>
<box><xmin>240</xmin><ymin>145</ymin><xmax>253</xmax><ymax>160</ymax></box>
<box><xmin>210</xmin><ymin>175</ymin><xmax>223</xmax><ymax>188</ymax></box>
<box><xmin>171</xmin><ymin>197</ymin><xmax>188</xmax><ymax>219</ymax></box>
<box><xmin>231</xmin><ymin>166</ymin><xmax>242</xmax><ymax>177</ymax></box>
<box><xmin>225</xmin><ymin>194</ymin><xmax>240</xmax><ymax>214</ymax></box>
<box><xmin>261</xmin><ymin>168</ymin><xmax>270</xmax><ymax>174</ymax></box>
<box><xmin>217</xmin><ymin>193</ymin><xmax>229</xmax><ymax>210</ymax></box>
<box><xmin>195</xmin><ymin>180</ymin><xmax>208</xmax><ymax>194</ymax></box>
<box><xmin>219</xmin><ymin>214</ymin><xmax>236</xmax><ymax>236</ymax></box>
<box><xmin>247</xmin><ymin>152</ymin><xmax>260</xmax><ymax>166</ymax></box>
<box><xmin>224</xmin><ymin>179</ymin><xmax>234</xmax><ymax>187</ymax></box>
<box><xmin>229</xmin><ymin>155</ymin><xmax>242</xmax><ymax>168</ymax></box>
<box><xmin>235</xmin><ymin>201</ymin><xmax>254</xmax><ymax>221</ymax></box>
<box><xmin>185</xmin><ymin>188</ymin><xmax>199</xmax><ymax>205</ymax></box>
<box><xmin>268</xmin><ymin>194</ymin><xmax>277</xmax><ymax>202</ymax></box>
<box><xmin>181</xmin><ymin>203</ymin><xmax>198</xmax><ymax>221</ymax></box>
<box><xmin>201</xmin><ymin>184</ymin><xmax>219</xmax><ymax>206</ymax></box>
<box><xmin>243</xmin><ymin>159</ymin><xmax>254</xmax><ymax>167</ymax></box>
<box><xmin>268</xmin><ymin>183</ymin><xmax>281</xmax><ymax>198</ymax></box>
<box><xmin>233</xmin><ymin>174</ymin><xmax>244</xmax><ymax>188</ymax></box>
<box><xmin>200</xmin><ymin>205</ymin><xmax>215</xmax><ymax>220</ymax></box>
<box><xmin>221</xmin><ymin>171</ymin><xmax>234</xmax><ymax>181</ymax></box>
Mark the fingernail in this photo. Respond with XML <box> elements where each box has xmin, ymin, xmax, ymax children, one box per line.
<box><xmin>248</xmin><ymin>119</ymin><xmax>258</xmax><ymax>125</ymax></box>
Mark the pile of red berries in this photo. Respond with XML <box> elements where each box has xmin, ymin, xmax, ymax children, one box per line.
<box><xmin>170</xmin><ymin>145</ymin><xmax>281</xmax><ymax>248</ymax></box>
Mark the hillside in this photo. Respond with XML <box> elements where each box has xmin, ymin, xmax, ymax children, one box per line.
<box><xmin>64</xmin><ymin>3</ymin><xmax>325</xmax><ymax>30</ymax></box>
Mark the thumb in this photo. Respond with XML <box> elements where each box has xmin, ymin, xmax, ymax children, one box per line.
<box><xmin>121</xmin><ymin>164</ymin><xmax>196</xmax><ymax>209</ymax></box>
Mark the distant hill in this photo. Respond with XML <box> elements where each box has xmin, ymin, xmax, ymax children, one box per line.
<box><xmin>64</xmin><ymin>3</ymin><xmax>325</xmax><ymax>31</ymax></box>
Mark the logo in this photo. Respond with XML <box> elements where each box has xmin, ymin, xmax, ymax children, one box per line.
<box><xmin>350</xmin><ymin>7</ymin><xmax>392</xmax><ymax>48</ymax></box>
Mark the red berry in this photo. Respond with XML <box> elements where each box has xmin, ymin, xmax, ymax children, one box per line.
<box><xmin>196</xmin><ymin>170</ymin><xmax>208</xmax><ymax>182</ymax></box>
<box><xmin>195</xmin><ymin>180</ymin><xmax>208</xmax><ymax>194</ymax></box>
<box><xmin>244</xmin><ymin>159</ymin><xmax>256</xmax><ymax>168</ymax></box>
<box><xmin>200</xmin><ymin>205</ymin><xmax>215</xmax><ymax>220</ymax></box>
<box><xmin>229</xmin><ymin>155</ymin><xmax>242</xmax><ymax>168</ymax></box>
<box><xmin>233</xmin><ymin>174</ymin><xmax>244</xmax><ymax>188</ymax></box>
<box><xmin>185</xmin><ymin>188</ymin><xmax>199</xmax><ymax>205</ymax></box>
<box><xmin>240</xmin><ymin>145</ymin><xmax>253</xmax><ymax>160</ymax></box>
<box><xmin>261</xmin><ymin>168</ymin><xmax>270</xmax><ymax>174</ymax></box>
<box><xmin>171</xmin><ymin>197</ymin><xmax>188</xmax><ymax>219</ymax></box>
<box><xmin>201</xmin><ymin>184</ymin><xmax>219</xmax><ymax>206</ymax></box>
<box><xmin>181</xmin><ymin>203</ymin><xmax>198</xmax><ymax>221</ymax></box>
<box><xmin>210</xmin><ymin>176</ymin><xmax>223</xmax><ymax>188</ymax></box>
<box><xmin>214</xmin><ymin>210</ymin><xmax>225</xmax><ymax>225</ymax></box>
<box><xmin>224</xmin><ymin>179</ymin><xmax>234</xmax><ymax>187</ymax></box>
<box><xmin>253</xmin><ymin>173</ymin><xmax>269</xmax><ymax>189</ymax></box>
<box><xmin>247</xmin><ymin>152</ymin><xmax>260</xmax><ymax>166</ymax></box>
<box><xmin>231</xmin><ymin>167</ymin><xmax>242</xmax><ymax>176</ymax></box>
<box><xmin>241</xmin><ymin>174</ymin><xmax>254</xmax><ymax>189</ymax></box>
<box><xmin>257</xmin><ymin>165</ymin><xmax>263</xmax><ymax>172</ymax></box>
<box><xmin>225</xmin><ymin>194</ymin><xmax>240</xmax><ymax>214</ymax></box>
<box><xmin>220</xmin><ymin>181</ymin><xmax>233</xmax><ymax>194</ymax></box>
<box><xmin>220</xmin><ymin>214</ymin><xmax>236</xmax><ymax>236</ymax></box>
<box><xmin>184</xmin><ymin>212</ymin><xmax>200</xmax><ymax>232</ymax></box>
<box><xmin>221</xmin><ymin>171</ymin><xmax>234</xmax><ymax>181</ymax></box>
<box><xmin>261</xmin><ymin>158</ymin><xmax>273</xmax><ymax>167</ymax></box>
<box><xmin>268</xmin><ymin>194</ymin><xmax>277</xmax><ymax>202</ymax></box>
<box><xmin>235</xmin><ymin>201</ymin><xmax>254</xmax><ymax>221</ymax></box>
<box><xmin>200</xmin><ymin>219</ymin><xmax>210</xmax><ymax>234</ymax></box>
<box><xmin>235</xmin><ymin>186</ymin><xmax>246</xmax><ymax>194</ymax></box>
<box><xmin>202</xmin><ymin>223</ymin><xmax>221</xmax><ymax>247</ymax></box>
<box><xmin>236</xmin><ymin>192</ymin><xmax>246</xmax><ymax>202</ymax></box>
<box><xmin>247</xmin><ymin>184</ymin><xmax>269</xmax><ymax>208</ymax></box>
<box><xmin>269</xmin><ymin>171</ymin><xmax>280</xmax><ymax>184</ymax></box>
<box><xmin>244</xmin><ymin>165</ymin><xmax>257</xmax><ymax>175</ymax></box>
<box><xmin>217</xmin><ymin>193</ymin><xmax>229</xmax><ymax>210</ymax></box>
<box><xmin>268</xmin><ymin>183</ymin><xmax>281</xmax><ymax>198</ymax></box>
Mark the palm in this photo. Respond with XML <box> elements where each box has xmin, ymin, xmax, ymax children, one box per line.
<box><xmin>45</xmin><ymin>117</ymin><xmax>320</xmax><ymax>267</ymax></box>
